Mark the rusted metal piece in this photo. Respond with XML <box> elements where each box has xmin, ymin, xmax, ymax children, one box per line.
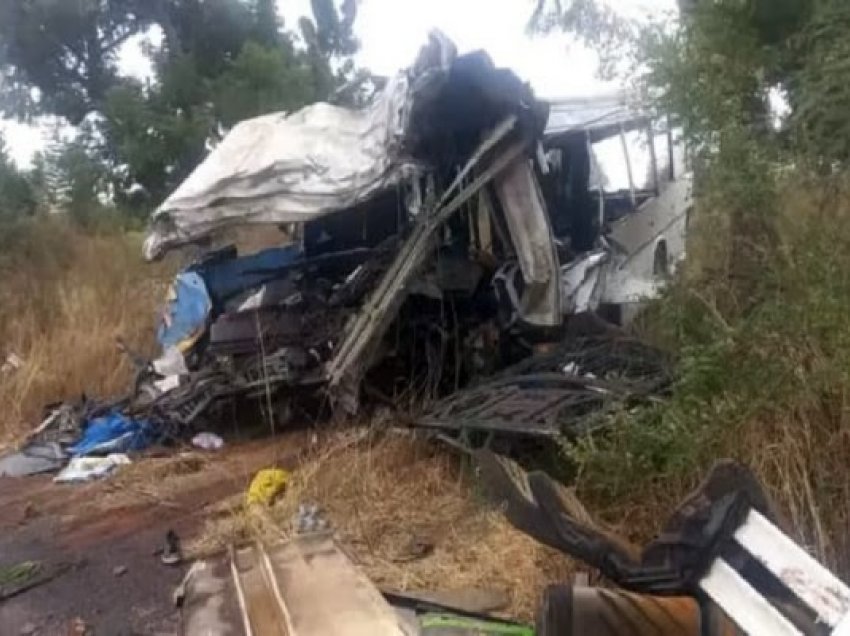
<box><xmin>417</xmin><ymin>373</ymin><xmax>615</xmax><ymax>437</ymax></box>
<box><xmin>537</xmin><ymin>584</ymin><xmax>741</xmax><ymax>636</ymax></box>
<box><xmin>417</xmin><ymin>333</ymin><xmax>672</xmax><ymax>439</ymax></box>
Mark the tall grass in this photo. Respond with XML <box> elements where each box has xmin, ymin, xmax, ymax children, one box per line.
<box><xmin>568</xmin><ymin>173</ymin><xmax>850</xmax><ymax>577</ymax></box>
<box><xmin>0</xmin><ymin>219</ymin><xmax>173</xmax><ymax>443</ymax></box>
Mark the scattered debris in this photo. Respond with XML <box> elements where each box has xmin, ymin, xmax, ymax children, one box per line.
<box><xmin>68</xmin><ymin>617</ymin><xmax>88</xmax><ymax>636</ymax></box>
<box><xmin>382</xmin><ymin>587</ymin><xmax>510</xmax><ymax>615</ymax></box>
<box><xmin>0</xmin><ymin>560</ymin><xmax>73</xmax><ymax>601</ymax></box>
<box><xmin>13</xmin><ymin>33</ymin><xmax>690</xmax><ymax>491</ymax></box>
<box><xmin>1</xmin><ymin>351</ymin><xmax>23</xmax><ymax>375</ymax></box>
<box><xmin>293</xmin><ymin>503</ymin><xmax>330</xmax><ymax>534</ymax></box>
<box><xmin>0</xmin><ymin>562</ymin><xmax>41</xmax><ymax>596</ymax></box>
<box><xmin>0</xmin><ymin>441</ymin><xmax>66</xmax><ymax>477</ymax></box>
<box><xmin>226</xmin><ymin>537</ymin><xmax>406</xmax><ymax>635</ymax></box>
<box><xmin>53</xmin><ymin>454</ymin><xmax>131</xmax><ymax>483</ymax></box>
<box><xmin>18</xmin><ymin>621</ymin><xmax>37</xmax><ymax>635</ymax></box>
<box><xmin>246</xmin><ymin>468</ymin><xmax>290</xmax><ymax>507</ymax></box>
<box><xmin>24</xmin><ymin>403</ymin><xmax>79</xmax><ymax>446</ymax></box>
<box><xmin>476</xmin><ymin>451</ymin><xmax>850</xmax><ymax>636</ymax></box>
<box><xmin>418</xmin><ymin>331</ymin><xmax>672</xmax><ymax>439</ymax></box>
<box><xmin>418</xmin><ymin>613</ymin><xmax>534</xmax><ymax>635</ymax></box>
<box><xmin>191</xmin><ymin>432</ymin><xmax>224</xmax><ymax>451</ymax></box>
<box><xmin>68</xmin><ymin>411</ymin><xmax>151</xmax><ymax>457</ymax></box>
<box><xmin>184</xmin><ymin>535</ymin><xmax>538</xmax><ymax>635</ymax></box>
<box><xmin>161</xmin><ymin>530</ymin><xmax>183</xmax><ymax>566</ymax></box>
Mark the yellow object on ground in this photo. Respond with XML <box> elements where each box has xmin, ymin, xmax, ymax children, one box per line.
<box><xmin>246</xmin><ymin>468</ymin><xmax>290</xmax><ymax>506</ymax></box>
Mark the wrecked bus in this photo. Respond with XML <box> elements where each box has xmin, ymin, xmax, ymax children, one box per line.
<box><xmin>142</xmin><ymin>32</ymin><xmax>688</xmax><ymax>433</ymax></box>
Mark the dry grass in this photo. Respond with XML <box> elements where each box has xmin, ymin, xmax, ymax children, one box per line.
<box><xmin>190</xmin><ymin>428</ymin><xmax>575</xmax><ymax>621</ymax></box>
<box><xmin>0</xmin><ymin>219</ymin><xmax>175</xmax><ymax>443</ymax></box>
<box><xmin>575</xmin><ymin>175</ymin><xmax>850</xmax><ymax>578</ymax></box>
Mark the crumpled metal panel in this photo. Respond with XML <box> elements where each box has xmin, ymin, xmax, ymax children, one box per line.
<box><xmin>144</xmin><ymin>33</ymin><xmax>457</xmax><ymax>260</ymax></box>
<box><xmin>144</xmin><ymin>81</ymin><xmax>412</xmax><ymax>260</ymax></box>
<box><xmin>493</xmin><ymin>156</ymin><xmax>561</xmax><ymax>327</ymax></box>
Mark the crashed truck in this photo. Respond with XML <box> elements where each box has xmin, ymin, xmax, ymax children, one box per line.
<box><xmin>142</xmin><ymin>33</ymin><xmax>690</xmax><ymax>437</ymax></box>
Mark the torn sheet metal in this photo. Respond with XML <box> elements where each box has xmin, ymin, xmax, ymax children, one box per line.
<box><xmin>417</xmin><ymin>373</ymin><xmax>614</xmax><ymax>438</ymax></box>
<box><xmin>601</xmin><ymin>178</ymin><xmax>690</xmax><ymax>305</ymax></box>
<box><xmin>325</xmin><ymin>128</ymin><xmax>528</xmax><ymax>411</ymax></box>
<box><xmin>493</xmin><ymin>157</ymin><xmax>561</xmax><ymax>327</ymax></box>
<box><xmin>561</xmin><ymin>250</ymin><xmax>608</xmax><ymax>314</ymax></box>
<box><xmin>144</xmin><ymin>34</ymin><xmax>458</xmax><ymax>260</ymax></box>
<box><xmin>145</xmin><ymin>91</ymin><xmax>412</xmax><ymax>260</ymax></box>
<box><xmin>417</xmin><ymin>332</ymin><xmax>672</xmax><ymax>438</ymax></box>
<box><xmin>0</xmin><ymin>442</ymin><xmax>66</xmax><ymax>477</ymax></box>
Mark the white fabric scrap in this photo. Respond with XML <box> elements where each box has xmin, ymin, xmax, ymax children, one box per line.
<box><xmin>54</xmin><ymin>454</ymin><xmax>132</xmax><ymax>483</ymax></box>
<box><xmin>153</xmin><ymin>346</ymin><xmax>188</xmax><ymax>377</ymax></box>
<box><xmin>154</xmin><ymin>375</ymin><xmax>181</xmax><ymax>394</ymax></box>
<box><xmin>191</xmin><ymin>432</ymin><xmax>224</xmax><ymax>451</ymax></box>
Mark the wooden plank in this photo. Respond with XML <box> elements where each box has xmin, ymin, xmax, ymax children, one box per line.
<box><xmin>699</xmin><ymin>559</ymin><xmax>801</xmax><ymax>636</ymax></box>
<box><xmin>231</xmin><ymin>545</ymin><xmax>289</xmax><ymax>636</ymax></box>
<box><xmin>734</xmin><ymin>510</ymin><xmax>850</xmax><ymax>628</ymax></box>
<box><xmin>263</xmin><ymin>534</ymin><xmax>405</xmax><ymax>636</ymax></box>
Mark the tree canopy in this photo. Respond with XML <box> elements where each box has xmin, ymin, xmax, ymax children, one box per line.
<box><xmin>0</xmin><ymin>0</ymin><xmax>367</xmax><ymax>221</ymax></box>
<box><xmin>0</xmin><ymin>134</ymin><xmax>37</xmax><ymax>220</ymax></box>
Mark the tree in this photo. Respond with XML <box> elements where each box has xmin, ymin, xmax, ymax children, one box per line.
<box><xmin>0</xmin><ymin>0</ymin><xmax>367</xmax><ymax>217</ymax></box>
<box><xmin>791</xmin><ymin>0</ymin><xmax>850</xmax><ymax>166</ymax></box>
<box><xmin>102</xmin><ymin>60</ymin><xmax>214</xmax><ymax>205</ymax></box>
<box><xmin>98</xmin><ymin>0</ymin><xmax>364</xmax><ymax>204</ymax></box>
<box><xmin>299</xmin><ymin>0</ymin><xmax>365</xmax><ymax>105</ymax></box>
<box><xmin>213</xmin><ymin>41</ymin><xmax>316</xmax><ymax>128</ymax></box>
<box><xmin>38</xmin><ymin>127</ymin><xmax>113</xmax><ymax>224</ymax></box>
<box><xmin>0</xmin><ymin>0</ymin><xmax>149</xmax><ymax>123</ymax></box>
<box><xmin>251</xmin><ymin>0</ymin><xmax>284</xmax><ymax>48</ymax></box>
<box><xmin>0</xmin><ymin>134</ymin><xmax>37</xmax><ymax>219</ymax></box>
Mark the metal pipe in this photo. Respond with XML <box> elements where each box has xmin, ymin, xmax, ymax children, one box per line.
<box><xmin>586</xmin><ymin>131</ymin><xmax>604</xmax><ymax>231</ymax></box>
<box><xmin>619</xmin><ymin>122</ymin><xmax>637</xmax><ymax>209</ymax></box>
<box><xmin>646</xmin><ymin>120</ymin><xmax>660</xmax><ymax>195</ymax></box>
<box><xmin>537</xmin><ymin>584</ymin><xmax>741</xmax><ymax>636</ymax></box>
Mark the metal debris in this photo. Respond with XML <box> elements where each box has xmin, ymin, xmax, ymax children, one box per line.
<box><xmin>28</xmin><ymin>33</ymin><xmax>690</xmax><ymax>462</ymax></box>
<box><xmin>417</xmin><ymin>332</ymin><xmax>672</xmax><ymax>439</ymax></box>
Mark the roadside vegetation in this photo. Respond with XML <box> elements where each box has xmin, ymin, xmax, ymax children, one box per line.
<box><xmin>0</xmin><ymin>0</ymin><xmax>365</xmax><ymax>443</ymax></box>
<box><xmin>3</xmin><ymin>0</ymin><xmax>850</xmax><ymax>593</ymax></box>
<box><xmin>542</xmin><ymin>0</ymin><xmax>850</xmax><ymax>576</ymax></box>
<box><xmin>0</xmin><ymin>220</ymin><xmax>168</xmax><ymax>443</ymax></box>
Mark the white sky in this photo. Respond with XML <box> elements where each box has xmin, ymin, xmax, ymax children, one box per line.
<box><xmin>1</xmin><ymin>0</ymin><xmax>676</xmax><ymax>167</ymax></box>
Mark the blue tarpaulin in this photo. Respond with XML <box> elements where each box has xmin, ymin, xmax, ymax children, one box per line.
<box><xmin>68</xmin><ymin>411</ymin><xmax>153</xmax><ymax>456</ymax></box>
<box><xmin>157</xmin><ymin>271</ymin><xmax>212</xmax><ymax>350</ymax></box>
<box><xmin>191</xmin><ymin>244</ymin><xmax>302</xmax><ymax>308</ymax></box>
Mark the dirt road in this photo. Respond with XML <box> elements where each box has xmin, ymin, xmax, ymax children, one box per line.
<box><xmin>0</xmin><ymin>436</ymin><xmax>304</xmax><ymax>635</ymax></box>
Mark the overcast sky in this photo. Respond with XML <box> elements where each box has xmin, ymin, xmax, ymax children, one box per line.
<box><xmin>1</xmin><ymin>0</ymin><xmax>676</xmax><ymax>166</ymax></box>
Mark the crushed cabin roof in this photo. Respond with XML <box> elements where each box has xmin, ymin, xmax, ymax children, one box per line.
<box><xmin>143</xmin><ymin>31</ymin><xmax>650</xmax><ymax>261</ymax></box>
